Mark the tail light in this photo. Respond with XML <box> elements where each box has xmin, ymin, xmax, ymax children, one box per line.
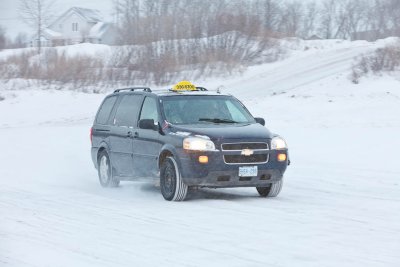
<box><xmin>90</xmin><ymin>127</ymin><xmax>93</xmax><ymax>143</ymax></box>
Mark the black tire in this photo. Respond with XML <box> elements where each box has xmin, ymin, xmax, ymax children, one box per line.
<box><xmin>256</xmin><ymin>179</ymin><xmax>283</xmax><ymax>197</ymax></box>
<box><xmin>160</xmin><ymin>157</ymin><xmax>188</xmax><ymax>201</ymax></box>
<box><xmin>97</xmin><ymin>150</ymin><xmax>120</xmax><ymax>188</ymax></box>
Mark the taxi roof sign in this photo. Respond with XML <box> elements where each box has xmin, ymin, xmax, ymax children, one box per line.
<box><xmin>172</xmin><ymin>81</ymin><xmax>197</xmax><ymax>91</ymax></box>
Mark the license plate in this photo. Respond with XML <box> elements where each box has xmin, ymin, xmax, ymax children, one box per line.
<box><xmin>238</xmin><ymin>166</ymin><xmax>258</xmax><ymax>177</ymax></box>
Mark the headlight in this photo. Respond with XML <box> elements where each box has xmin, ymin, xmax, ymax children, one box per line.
<box><xmin>271</xmin><ymin>136</ymin><xmax>287</xmax><ymax>150</ymax></box>
<box><xmin>183</xmin><ymin>137</ymin><xmax>216</xmax><ymax>151</ymax></box>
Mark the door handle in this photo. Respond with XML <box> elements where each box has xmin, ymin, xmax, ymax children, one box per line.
<box><xmin>94</xmin><ymin>128</ymin><xmax>110</xmax><ymax>132</ymax></box>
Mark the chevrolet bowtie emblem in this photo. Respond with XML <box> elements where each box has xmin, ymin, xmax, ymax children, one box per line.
<box><xmin>241</xmin><ymin>149</ymin><xmax>254</xmax><ymax>156</ymax></box>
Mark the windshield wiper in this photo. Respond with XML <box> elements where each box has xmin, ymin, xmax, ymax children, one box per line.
<box><xmin>199</xmin><ymin>118</ymin><xmax>237</xmax><ymax>124</ymax></box>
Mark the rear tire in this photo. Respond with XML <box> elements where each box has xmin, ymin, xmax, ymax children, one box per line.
<box><xmin>98</xmin><ymin>150</ymin><xmax>120</xmax><ymax>188</ymax></box>
<box><xmin>256</xmin><ymin>179</ymin><xmax>283</xmax><ymax>197</ymax></box>
<box><xmin>160</xmin><ymin>157</ymin><xmax>188</xmax><ymax>201</ymax></box>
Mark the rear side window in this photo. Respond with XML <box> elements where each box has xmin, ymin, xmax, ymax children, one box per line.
<box><xmin>113</xmin><ymin>94</ymin><xmax>143</xmax><ymax>127</ymax></box>
<box><xmin>96</xmin><ymin>96</ymin><xmax>117</xmax><ymax>125</ymax></box>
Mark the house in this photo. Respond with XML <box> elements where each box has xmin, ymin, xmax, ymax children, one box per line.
<box><xmin>307</xmin><ymin>34</ymin><xmax>322</xmax><ymax>40</ymax></box>
<box><xmin>351</xmin><ymin>29</ymin><xmax>399</xmax><ymax>41</ymax></box>
<box><xmin>33</xmin><ymin>7</ymin><xmax>117</xmax><ymax>47</ymax></box>
<box><xmin>351</xmin><ymin>30</ymin><xmax>382</xmax><ymax>41</ymax></box>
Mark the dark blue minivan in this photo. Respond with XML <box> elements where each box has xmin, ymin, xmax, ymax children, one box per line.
<box><xmin>91</xmin><ymin>83</ymin><xmax>289</xmax><ymax>201</ymax></box>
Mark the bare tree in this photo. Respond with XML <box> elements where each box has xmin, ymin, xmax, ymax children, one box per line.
<box><xmin>301</xmin><ymin>1</ymin><xmax>318</xmax><ymax>38</ymax></box>
<box><xmin>19</xmin><ymin>0</ymin><xmax>56</xmax><ymax>54</ymax></box>
<box><xmin>319</xmin><ymin>0</ymin><xmax>337</xmax><ymax>39</ymax></box>
<box><xmin>369</xmin><ymin>0</ymin><xmax>390</xmax><ymax>39</ymax></box>
<box><xmin>346</xmin><ymin>0</ymin><xmax>368</xmax><ymax>37</ymax></box>
<box><xmin>261</xmin><ymin>0</ymin><xmax>281</xmax><ymax>33</ymax></box>
<box><xmin>280</xmin><ymin>1</ymin><xmax>304</xmax><ymax>37</ymax></box>
<box><xmin>13</xmin><ymin>33</ymin><xmax>29</xmax><ymax>48</ymax></box>
<box><xmin>114</xmin><ymin>0</ymin><xmax>140</xmax><ymax>44</ymax></box>
<box><xmin>0</xmin><ymin>26</ymin><xmax>6</xmax><ymax>50</ymax></box>
<box><xmin>332</xmin><ymin>0</ymin><xmax>349</xmax><ymax>39</ymax></box>
<box><xmin>387</xmin><ymin>0</ymin><xmax>400</xmax><ymax>36</ymax></box>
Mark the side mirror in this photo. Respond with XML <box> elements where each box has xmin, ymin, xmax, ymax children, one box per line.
<box><xmin>139</xmin><ymin>119</ymin><xmax>157</xmax><ymax>130</ymax></box>
<box><xmin>255</xmin><ymin>117</ymin><xmax>265</xmax><ymax>126</ymax></box>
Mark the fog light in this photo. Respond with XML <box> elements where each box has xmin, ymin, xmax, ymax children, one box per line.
<box><xmin>199</xmin><ymin>156</ymin><xmax>209</xmax><ymax>164</ymax></box>
<box><xmin>277</xmin><ymin>153</ymin><xmax>287</xmax><ymax>162</ymax></box>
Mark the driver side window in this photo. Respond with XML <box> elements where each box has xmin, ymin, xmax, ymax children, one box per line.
<box><xmin>139</xmin><ymin>97</ymin><xmax>159</xmax><ymax>123</ymax></box>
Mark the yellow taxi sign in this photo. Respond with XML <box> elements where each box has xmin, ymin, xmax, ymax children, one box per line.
<box><xmin>172</xmin><ymin>81</ymin><xmax>197</xmax><ymax>91</ymax></box>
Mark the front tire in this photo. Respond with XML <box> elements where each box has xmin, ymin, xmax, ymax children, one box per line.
<box><xmin>160</xmin><ymin>157</ymin><xmax>188</xmax><ymax>201</ymax></box>
<box><xmin>256</xmin><ymin>179</ymin><xmax>283</xmax><ymax>197</ymax></box>
<box><xmin>98</xmin><ymin>150</ymin><xmax>120</xmax><ymax>188</ymax></box>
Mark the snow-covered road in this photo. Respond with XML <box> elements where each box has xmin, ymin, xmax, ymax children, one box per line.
<box><xmin>203</xmin><ymin>39</ymin><xmax>379</xmax><ymax>99</ymax></box>
<box><xmin>1</xmin><ymin>38</ymin><xmax>400</xmax><ymax>266</ymax></box>
<box><xmin>1</xmin><ymin>122</ymin><xmax>399</xmax><ymax>267</ymax></box>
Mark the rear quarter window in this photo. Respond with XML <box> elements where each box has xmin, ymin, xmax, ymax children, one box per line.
<box><xmin>96</xmin><ymin>96</ymin><xmax>117</xmax><ymax>125</ymax></box>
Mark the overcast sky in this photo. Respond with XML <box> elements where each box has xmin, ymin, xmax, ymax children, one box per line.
<box><xmin>0</xmin><ymin>0</ymin><xmax>114</xmax><ymax>38</ymax></box>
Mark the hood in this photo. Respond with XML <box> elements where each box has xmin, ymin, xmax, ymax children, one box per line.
<box><xmin>170</xmin><ymin>123</ymin><xmax>273</xmax><ymax>140</ymax></box>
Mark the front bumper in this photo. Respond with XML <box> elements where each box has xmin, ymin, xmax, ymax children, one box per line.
<box><xmin>177</xmin><ymin>148</ymin><xmax>288</xmax><ymax>188</ymax></box>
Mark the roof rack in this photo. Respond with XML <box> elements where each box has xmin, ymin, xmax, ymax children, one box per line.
<box><xmin>114</xmin><ymin>87</ymin><xmax>152</xmax><ymax>93</ymax></box>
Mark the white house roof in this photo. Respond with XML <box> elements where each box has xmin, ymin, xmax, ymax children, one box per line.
<box><xmin>89</xmin><ymin>22</ymin><xmax>106</xmax><ymax>38</ymax></box>
<box><xmin>43</xmin><ymin>28</ymin><xmax>62</xmax><ymax>38</ymax></box>
<box><xmin>49</xmin><ymin>7</ymin><xmax>103</xmax><ymax>28</ymax></box>
<box><xmin>70</xmin><ymin>7</ymin><xmax>103</xmax><ymax>22</ymax></box>
<box><xmin>88</xmin><ymin>22</ymin><xmax>114</xmax><ymax>38</ymax></box>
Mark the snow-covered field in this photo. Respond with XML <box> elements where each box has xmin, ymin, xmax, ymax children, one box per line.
<box><xmin>1</xmin><ymin>39</ymin><xmax>400</xmax><ymax>267</ymax></box>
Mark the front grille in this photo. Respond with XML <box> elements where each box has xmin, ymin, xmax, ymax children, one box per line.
<box><xmin>221</xmin><ymin>142</ymin><xmax>268</xmax><ymax>151</ymax></box>
<box><xmin>224</xmin><ymin>154</ymin><xmax>268</xmax><ymax>164</ymax></box>
<box><xmin>221</xmin><ymin>142</ymin><xmax>270</xmax><ymax>164</ymax></box>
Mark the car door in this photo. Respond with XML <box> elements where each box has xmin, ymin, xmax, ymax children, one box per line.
<box><xmin>109</xmin><ymin>94</ymin><xmax>143</xmax><ymax>178</ymax></box>
<box><xmin>133</xmin><ymin>96</ymin><xmax>162</xmax><ymax>177</ymax></box>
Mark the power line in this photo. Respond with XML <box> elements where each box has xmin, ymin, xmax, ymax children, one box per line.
<box><xmin>0</xmin><ymin>18</ymin><xmax>21</xmax><ymax>20</ymax></box>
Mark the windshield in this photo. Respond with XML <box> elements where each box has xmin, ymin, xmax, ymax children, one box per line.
<box><xmin>161</xmin><ymin>95</ymin><xmax>255</xmax><ymax>125</ymax></box>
